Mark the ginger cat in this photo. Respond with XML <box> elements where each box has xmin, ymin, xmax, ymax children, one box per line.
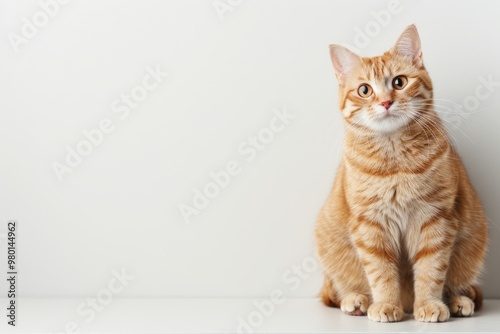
<box><xmin>316</xmin><ymin>25</ymin><xmax>487</xmax><ymax>323</ymax></box>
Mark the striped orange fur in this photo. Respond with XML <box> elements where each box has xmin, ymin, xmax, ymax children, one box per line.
<box><xmin>316</xmin><ymin>25</ymin><xmax>487</xmax><ymax>323</ymax></box>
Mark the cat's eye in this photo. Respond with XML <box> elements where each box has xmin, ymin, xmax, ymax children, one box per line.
<box><xmin>357</xmin><ymin>84</ymin><xmax>373</xmax><ymax>98</ymax></box>
<box><xmin>392</xmin><ymin>75</ymin><xmax>408</xmax><ymax>90</ymax></box>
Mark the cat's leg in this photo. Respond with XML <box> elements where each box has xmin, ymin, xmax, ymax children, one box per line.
<box><xmin>340</xmin><ymin>292</ymin><xmax>371</xmax><ymax>316</ymax></box>
<box><xmin>350</xmin><ymin>216</ymin><xmax>404</xmax><ymax>322</ymax></box>
<box><xmin>444</xmin><ymin>167</ymin><xmax>488</xmax><ymax>317</ymax></box>
<box><xmin>412</xmin><ymin>216</ymin><xmax>455</xmax><ymax>322</ymax></box>
<box><xmin>317</xmin><ymin>198</ymin><xmax>372</xmax><ymax>316</ymax></box>
<box><xmin>319</xmin><ymin>243</ymin><xmax>372</xmax><ymax>316</ymax></box>
<box><xmin>447</xmin><ymin>285</ymin><xmax>482</xmax><ymax>317</ymax></box>
<box><xmin>317</xmin><ymin>222</ymin><xmax>371</xmax><ymax>315</ymax></box>
<box><xmin>320</xmin><ymin>274</ymin><xmax>370</xmax><ymax>316</ymax></box>
<box><xmin>443</xmin><ymin>217</ymin><xmax>486</xmax><ymax>317</ymax></box>
<box><xmin>320</xmin><ymin>274</ymin><xmax>339</xmax><ymax>307</ymax></box>
<box><xmin>444</xmin><ymin>238</ymin><xmax>485</xmax><ymax>318</ymax></box>
<box><xmin>449</xmin><ymin>295</ymin><xmax>475</xmax><ymax>317</ymax></box>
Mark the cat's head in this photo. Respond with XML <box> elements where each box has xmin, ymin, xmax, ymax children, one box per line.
<box><xmin>329</xmin><ymin>25</ymin><xmax>433</xmax><ymax>133</ymax></box>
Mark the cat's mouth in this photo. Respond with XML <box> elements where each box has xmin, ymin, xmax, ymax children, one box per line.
<box><xmin>365</xmin><ymin>107</ymin><xmax>411</xmax><ymax>133</ymax></box>
<box><xmin>375</xmin><ymin>110</ymin><xmax>400</xmax><ymax>120</ymax></box>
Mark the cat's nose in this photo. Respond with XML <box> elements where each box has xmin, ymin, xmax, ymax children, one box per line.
<box><xmin>380</xmin><ymin>100</ymin><xmax>393</xmax><ymax>110</ymax></box>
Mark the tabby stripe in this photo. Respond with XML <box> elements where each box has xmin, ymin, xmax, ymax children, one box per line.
<box><xmin>355</xmin><ymin>239</ymin><xmax>398</xmax><ymax>262</ymax></box>
<box><xmin>437</xmin><ymin>262</ymin><xmax>449</xmax><ymax>272</ymax></box>
<box><xmin>341</xmin><ymin>88</ymin><xmax>357</xmax><ymax>110</ymax></box>
<box><xmin>416</xmin><ymin>275</ymin><xmax>445</xmax><ymax>286</ymax></box>
<box><xmin>357</xmin><ymin>216</ymin><xmax>383</xmax><ymax>231</ymax></box>
<box><xmin>420</xmin><ymin>215</ymin><xmax>443</xmax><ymax>232</ymax></box>
<box><xmin>345</xmin><ymin>144</ymin><xmax>448</xmax><ymax>176</ymax></box>
<box><xmin>413</xmin><ymin>239</ymin><xmax>452</xmax><ymax>263</ymax></box>
<box><xmin>365</xmin><ymin>268</ymin><xmax>378</xmax><ymax>276</ymax></box>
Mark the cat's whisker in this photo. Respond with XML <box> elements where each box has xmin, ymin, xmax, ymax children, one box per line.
<box><xmin>414</xmin><ymin>113</ymin><xmax>461</xmax><ymax>147</ymax></box>
<box><xmin>411</xmin><ymin>116</ymin><xmax>438</xmax><ymax>158</ymax></box>
<box><xmin>432</xmin><ymin>98</ymin><xmax>473</xmax><ymax>108</ymax></box>
<box><xmin>412</xmin><ymin>102</ymin><xmax>479</xmax><ymax>131</ymax></box>
<box><xmin>409</xmin><ymin>101</ymin><xmax>475</xmax><ymax>134</ymax></box>
<box><xmin>413</xmin><ymin>103</ymin><xmax>482</xmax><ymax>117</ymax></box>
<box><xmin>419</xmin><ymin>112</ymin><xmax>474</xmax><ymax>145</ymax></box>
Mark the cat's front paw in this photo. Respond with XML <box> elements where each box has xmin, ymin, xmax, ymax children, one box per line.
<box><xmin>414</xmin><ymin>300</ymin><xmax>450</xmax><ymax>322</ymax></box>
<box><xmin>340</xmin><ymin>293</ymin><xmax>370</xmax><ymax>316</ymax></box>
<box><xmin>450</xmin><ymin>296</ymin><xmax>475</xmax><ymax>317</ymax></box>
<box><xmin>367</xmin><ymin>302</ymin><xmax>404</xmax><ymax>322</ymax></box>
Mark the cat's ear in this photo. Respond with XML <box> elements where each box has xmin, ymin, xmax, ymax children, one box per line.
<box><xmin>391</xmin><ymin>24</ymin><xmax>423</xmax><ymax>67</ymax></box>
<box><xmin>329</xmin><ymin>44</ymin><xmax>362</xmax><ymax>84</ymax></box>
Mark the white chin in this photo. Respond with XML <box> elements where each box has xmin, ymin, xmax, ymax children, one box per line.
<box><xmin>364</xmin><ymin>117</ymin><xmax>409</xmax><ymax>133</ymax></box>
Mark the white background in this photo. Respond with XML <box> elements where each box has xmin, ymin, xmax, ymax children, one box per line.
<box><xmin>0</xmin><ymin>0</ymin><xmax>499</xmax><ymax>300</ymax></box>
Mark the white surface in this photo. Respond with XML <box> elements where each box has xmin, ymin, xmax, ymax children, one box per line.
<box><xmin>1</xmin><ymin>298</ymin><xmax>499</xmax><ymax>333</ymax></box>
<box><xmin>0</xmin><ymin>0</ymin><xmax>499</xmax><ymax>299</ymax></box>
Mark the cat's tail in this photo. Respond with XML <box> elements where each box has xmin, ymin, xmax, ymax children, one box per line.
<box><xmin>320</xmin><ymin>275</ymin><xmax>340</xmax><ymax>307</ymax></box>
<box><xmin>468</xmin><ymin>285</ymin><xmax>483</xmax><ymax>311</ymax></box>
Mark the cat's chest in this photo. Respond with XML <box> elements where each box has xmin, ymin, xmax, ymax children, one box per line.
<box><xmin>348</xmin><ymin>172</ymin><xmax>436</xmax><ymax>231</ymax></box>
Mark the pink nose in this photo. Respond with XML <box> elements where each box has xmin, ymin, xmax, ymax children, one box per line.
<box><xmin>381</xmin><ymin>100</ymin><xmax>393</xmax><ymax>110</ymax></box>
